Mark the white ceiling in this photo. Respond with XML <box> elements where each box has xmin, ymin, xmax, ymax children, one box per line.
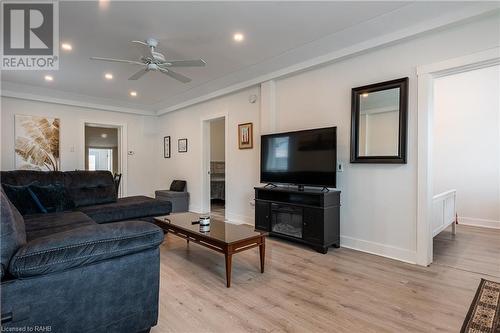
<box><xmin>2</xmin><ymin>1</ymin><xmax>498</xmax><ymax>115</ymax></box>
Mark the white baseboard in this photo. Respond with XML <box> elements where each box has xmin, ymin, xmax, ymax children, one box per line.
<box><xmin>459</xmin><ymin>216</ymin><xmax>500</xmax><ymax>229</ymax></box>
<box><xmin>340</xmin><ymin>236</ymin><xmax>417</xmax><ymax>264</ymax></box>
<box><xmin>225</xmin><ymin>212</ymin><xmax>254</xmax><ymax>225</ymax></box>
<box><xmin>188</xmin><ymin>209</ymin><xmax>417</xmax><ymax>264</ymax></box>
<box><xmin>188</xmin><ymin>205</ymin><xmax>203</xmax><ymax>214</ymax></box>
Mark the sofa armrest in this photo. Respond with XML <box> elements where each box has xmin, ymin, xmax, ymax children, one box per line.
<box><xmin>9</xmin><ymin>221</ymin><xmax>164</xmax><ymax>278</ymax></box>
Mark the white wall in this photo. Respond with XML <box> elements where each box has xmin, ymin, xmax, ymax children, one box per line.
<box><xmin>210</xmin><ymin>118</ymin><xmax>225</xmax><ymax>162</ymax></box>
<box><xmin>155</xmin><ymin>87</ymin><xmax>260</xmax><ymax>222</ymax></box>
<box><xmin>156</xmin><ymin>14</ymin><xmax>499</xmax><ymax>263</ymax></box>
<box><xmin>433</xmin><ymin>65</ymin><xmax>500</xmax><ymax>228</ymax></box>
<box><xmin>1</xmin><ymin>97</ymin><xmax>157</xmax><ymax>197</ymax></box>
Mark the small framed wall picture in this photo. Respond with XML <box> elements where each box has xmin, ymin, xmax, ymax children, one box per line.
<box><xmin>163</xmin><ymin>136</ymin><xmax>171</xmax><ymax>158</ymax></box>
<box><xmin>178</xmin><ymin>138</ymin><xmax>188</xmax><ymax>153</ymax></box>
<box><xmin>238</xmin><ymin>122</ymin><xmax>253</xmax><ymax>149</ymax></box>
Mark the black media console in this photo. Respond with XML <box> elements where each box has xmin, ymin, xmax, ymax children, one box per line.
<box><xmin>254</xmin><ymin>186</ymin><xmax>340</xmax><ymax>253</ymax></box>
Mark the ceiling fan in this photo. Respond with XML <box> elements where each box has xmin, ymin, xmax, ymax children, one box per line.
<box><xmin>90</xmin><ymin>38</ymin><xmax>206</xmax><ymax>83</ymax></box>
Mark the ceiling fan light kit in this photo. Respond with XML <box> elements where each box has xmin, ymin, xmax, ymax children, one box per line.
<box><xmin>90</xmin><ymin>38</ymin><xmax>206</xmax><ymax>83</ymax></box>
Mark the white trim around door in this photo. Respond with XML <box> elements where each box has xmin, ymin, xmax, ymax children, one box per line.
<box><xmin>200</xmin><ymin>113</ymin><xmax>228</xmax><ymax>214</ymax></box>
<box><xmin>81</xmin><ymin>121</ymin><xmax>128</xmax><ymax>197</ymax></box>
<box><xmin>416</xmin><ymin>47</ymin><xmax>500</xmax><ymax>266</ymax></box>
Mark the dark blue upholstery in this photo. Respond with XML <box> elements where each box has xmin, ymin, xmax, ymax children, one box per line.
<box><xmin>10</xmin><ymin>221</ymin><xmax>163</xmax><ymax>278</ymax></box>
<box><xmin>2</xmin><ymin>183</ymin><xmax>41</xmax><ymax>215</ymax></box>
<box><xmin>0</xmin><ymin>190</ymin><xmax>26</xmax><ymax>278</ymax></box>
<box><xmin>24</xmin><ymin>211</ymin><xmax>95</xmax><ymax>241</ymax></box>
<box><xmin>0</xmin><ymin>170</ymin><xmax>169</xmax><ymax>332</ymax></box>
<box><xmin>1</xmin><ymin>248</ymin><xmax>160</xmax><ymax>333</ymax></box>
<box><xmin>0</xmin><ymin>170</ymin><xmax>117</xmax><ymax>208</ymax></box>
<box><xmin>78</xmin><ymin>196</ymin><xmax>172</xmax><ymax>223</ymax></box>
<box><xmin>64</xmin><ymin>170</ymin><xmax>117</xmax><ymax>207</ymax></box>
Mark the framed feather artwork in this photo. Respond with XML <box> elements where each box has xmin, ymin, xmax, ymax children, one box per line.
<box><xmin>15</xmin><ymin>115</ymin><xmax>60</xmax><ymax>171</ymax></box>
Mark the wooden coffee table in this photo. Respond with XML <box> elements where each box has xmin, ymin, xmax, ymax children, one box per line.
<box><xmin>154</xmin><ymin>212</ymin><xmax>267</xmax><ymax>288</ymax></box>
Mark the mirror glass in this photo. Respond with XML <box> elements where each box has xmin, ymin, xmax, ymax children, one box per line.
<box><xmin>357</xmin><ymin>87</ymin><xmax>400</xmax><ymax>156</ymax></box>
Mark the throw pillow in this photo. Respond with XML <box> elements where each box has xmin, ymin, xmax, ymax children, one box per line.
<box><xmin>1</xmin><ymin>183</ymin><xmax>41</xmax><ymax>215</ymax></box>
<box><xmin>29</xmin><ymin>183</ymin><xmax>75</xmax><ymax>213</ymax></box>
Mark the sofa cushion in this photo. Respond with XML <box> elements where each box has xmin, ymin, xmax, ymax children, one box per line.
<box><xmin>63</xmin><ymin>171</ymin><xmax>117</xmax><ymax>207</ymax></box>
<box><xmin>0</xmin><ymin>170</ymin><xmax>116</xmax><ymax>210</ymax></box>
<box><xmin>24</xmin><ymin>211</ymin><xmax>96</xmax><ymax>241</ymax></box>
<box><xmin>9</xmin><ymin>221</ymin><xmax>164</xmax><ymax>278</ymax></box>
<box><xmin>29</xmin><ymin>183</ymin><xmax>75</xmax><ymax>213</ymax></box>
<box><xmin>77</xmin><ymin>196</ymin><xmax>172</xmax><ymax>224</ymax></box>
<box><xmin>1</xmin><ymin>190</ymin><xmax>27</xmax><ymax>278</ymax></box>
<box><xmin>1</xmin><ymin>170</ymin><xmax>65</xmax><ymax>187</ymax></box>
<box><xmin>2</xmin><ymin>182</ymin><xmax>41</xmax><ymax>215</ymax></box>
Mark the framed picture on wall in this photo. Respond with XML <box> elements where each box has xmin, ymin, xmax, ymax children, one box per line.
<box><xmin>238</xmin><ymin>122</ymin><xmax>253</xmax><ymax>149</ymax></box>
<box><xmin>163</xmin><ymin>136</ymin><xmax>171</xmax><ymax>158</ymax></box>
<box><xmin>15</xmin><ymin>115</ymin><xmax>60</xmax><ymax>170</ymax></box>
<box><xmin>178</xmin><ymin>138</ymin><xmax>188</xmax><ymax>153</ymax></box>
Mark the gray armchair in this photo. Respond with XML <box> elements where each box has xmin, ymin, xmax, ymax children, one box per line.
<box><xmin>155</xmin><ymin>180</ymin><xmax>189</xmax><ymax>212</ymax></box>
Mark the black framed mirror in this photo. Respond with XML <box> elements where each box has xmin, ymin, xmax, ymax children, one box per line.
<box><xmin>350</xmin><ymin>77</ymin><xmax>408</xmax><ymax>164</ymax></box>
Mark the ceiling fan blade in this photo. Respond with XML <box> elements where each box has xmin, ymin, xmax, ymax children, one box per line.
<box><xmin>158</xmin><ymin>68</ymin><xmax>191</xmax><ymax>83</ymax></box>
<box><xmin>128</xmin><ymin>68</ymin><xmax>148</xmax><ymax>80</ymax></box>
<box><xmin>131</xmin><ymin>40</ymin><xmax>148</xmax><ymax>47</ymax></box>
<box><xmin>160</xmin><ymin>59</ymin><xmax>206</xmax><ymax>67</ymax></box>
<box><xmin>90</xmin><ymin>57</ymin><xmax>144</xmax><ymax>66</ymax></box>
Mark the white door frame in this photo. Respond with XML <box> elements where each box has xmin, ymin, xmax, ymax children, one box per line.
<box><xmin>416</xmin><ymin>47</ymin><xmax>500</xmax><ymax>266</ymax></box>
<box><xmin>81</xmin><ymin>121</ymin><xmax>128</xmax><ymax>197</ymax></box>
<box><xmin>200</xmin><ymin>113</ymin><xmax>228</xmax><ymax>213</ymax></box>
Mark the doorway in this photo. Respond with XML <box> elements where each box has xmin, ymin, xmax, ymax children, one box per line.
<box><xmin>201</xmin><ymin>115</ymin><xmax>227</xmax><ymax>218</ymax></box>
<box><xmin>84</xmin><ymin>123</ymin><xmax>125</xmax><ymax>196</ymax></box>
<box><xmin>416</xmin><ymin>48</ymin><xmax>500</xmax><ymax>266</ymax></box>
<box><xmin>431</xmin><ymin>65</ymin><xmax>500</xmax><ymax>276</ymax></box>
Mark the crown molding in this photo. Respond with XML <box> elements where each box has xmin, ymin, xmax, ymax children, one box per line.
<box><xmin>156</xmin><ymin>6</ymin><xmax>500</xmax><ymax>115</ymax></box>
<box><xmin>0</xmin><ymin>82</ymin><xmax>155</xmax><ymax>116</ymax></box>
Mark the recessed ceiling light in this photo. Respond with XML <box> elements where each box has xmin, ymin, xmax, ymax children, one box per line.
<box><xmin>233</xmin><ymin>33</ymin><xmax>244</xmax><ymax>42</ymax></box>
<box><xmin>129</xmin><ymin>91</ymin><xmax>137</xmax><ymax>97</ymax></box>
<box><xmin>99</xmin><ymin>0</ymin><xmax>110</xmax><ymax>10</ymax></box>
<box><xmin>101</xmin><ymin>133</ymin><xmax>108</xmax><ymax>138</ymax></box>
<box><xmin>361</xmin><ymin>93</ymin><xmax>369</xmax><ymax>98</ymax></box>
<box><xmin>44</xmin><ymin>75</ymin><xmax>54</xmax><ymax>82</ymax></box>
<box><xmin>61</xmin><ymin>43</ymin><xmax>72</xmax><ymax>51</ymax></box>
<box><xmin>104</xmin><ymin>73</ymin><xmax>113</xmax><ymax>80</ymax></box>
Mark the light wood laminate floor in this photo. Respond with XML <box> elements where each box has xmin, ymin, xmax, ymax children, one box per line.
<box><xmin>153</xmin><ymin>225</ymin><xmax>500</xmax><ymax>333</ymax></box>
<box><xmin>433</xmin><ymin>224</ymin><xmax>500</xmax><ymax>277</ymax></box>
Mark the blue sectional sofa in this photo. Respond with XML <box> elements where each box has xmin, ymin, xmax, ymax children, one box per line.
<box><xmin>0</xmin><ymin>170</ymin><xmax>171</xmax><ymax>333</ymax></box>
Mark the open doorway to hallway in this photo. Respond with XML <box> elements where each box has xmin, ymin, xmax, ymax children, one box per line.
<box><xmin>84</xmin><ymin>123</ymin><xmax>125</xmax><ymax>196</ymax></box>
<box><xmin>431</xmin><ymin>65</ymin><xmax>500</xmax><ymax>277</ymax></box>
<box><xmin>209</xmin><ymin>118</ymin><xmax>226</xmax><ymax>220</ymax></box>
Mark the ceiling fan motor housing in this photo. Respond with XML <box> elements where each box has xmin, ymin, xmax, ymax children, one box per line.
<box><xmin>147</xmin><ymin>63</ymin><xmax>159</xmax><ymax>71</ymax></box>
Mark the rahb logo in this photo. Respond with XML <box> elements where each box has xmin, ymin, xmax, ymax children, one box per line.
<box><xmin>1</xmin><ymin>1</ymin><xmax>59</xmax><ymax>70</ymax></box>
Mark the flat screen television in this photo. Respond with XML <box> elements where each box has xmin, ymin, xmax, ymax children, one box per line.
<box><xmin>260</xmin><ymin>127</ymin><xmax>337</xmax><ymax>188</ymax></box>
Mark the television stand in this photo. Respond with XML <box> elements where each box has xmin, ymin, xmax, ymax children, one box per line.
<box><xmin>254</xmin><ymin>186</ymin><xmax>341</xmax><ymax>253</ymax></box>
<box><xmin>297</xmin><ymin>185</ymin><xmax>305</xmax><ymax>191</ymax></box>
<box><xmin>263</xmin><ymin>183</ymin><xmax>278</xmax><ymax>189</ymax></box>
